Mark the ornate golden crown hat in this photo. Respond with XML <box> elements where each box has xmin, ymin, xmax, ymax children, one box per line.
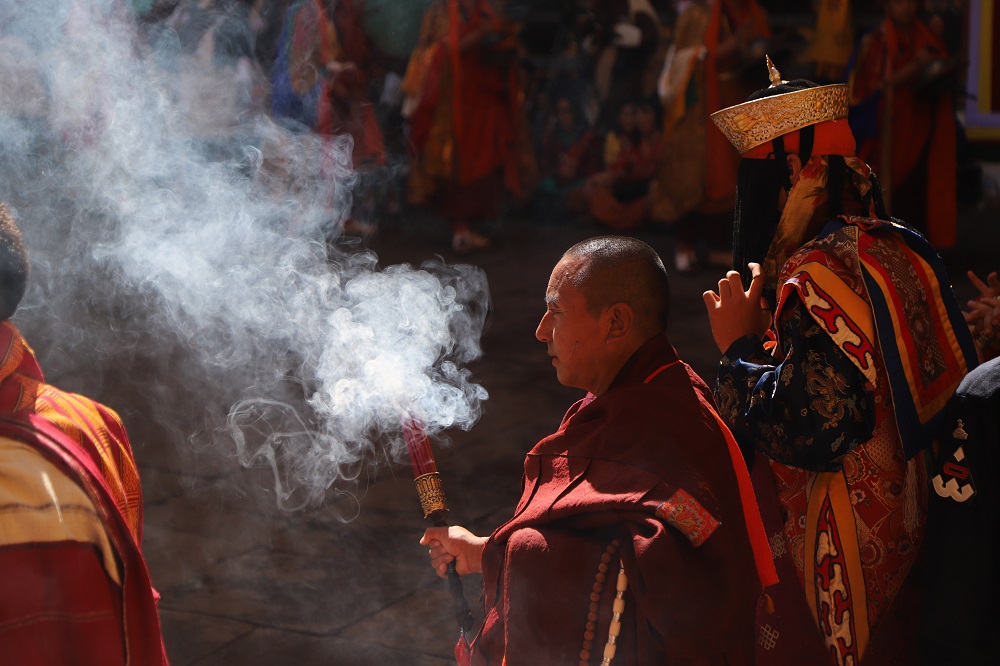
<box><xmin>710</xmin><ymin>56</ymin><xmax>850</xmax><ymax>155</ymax></box>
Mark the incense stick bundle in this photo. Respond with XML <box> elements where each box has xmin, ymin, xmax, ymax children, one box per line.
<box><xmin>402</xmin><ymin>417</ymin><xmax>473</xmax><ymax>635</ymax></box>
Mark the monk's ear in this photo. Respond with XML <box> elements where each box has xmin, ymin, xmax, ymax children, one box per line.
<box><xmin>604</xmin><ymin>302</ymin><xmax>634</xmax><ymax>343</ymax></box>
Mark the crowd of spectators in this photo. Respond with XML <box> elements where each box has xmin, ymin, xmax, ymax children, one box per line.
<box><xmin>6</xmin><ymin>0</ymin><xmax>977</xmax><ymax>264</ymax></box>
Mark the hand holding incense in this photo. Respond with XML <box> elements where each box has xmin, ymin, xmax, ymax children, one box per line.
<box><xmin>403</xmin><ymin>419</ymin><xmax>474</xmax><ymax>635</ymax></box>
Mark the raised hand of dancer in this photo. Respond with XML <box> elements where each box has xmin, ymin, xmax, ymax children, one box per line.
<box><xmin>703</xmin><ymin>262</ymin><xmax>773</xmax><ymax>354</ymax></box>
<box><xmin>965</xmin><ymin>270</ymin><xmax>1000</xmax><ymax>356</ymax></box>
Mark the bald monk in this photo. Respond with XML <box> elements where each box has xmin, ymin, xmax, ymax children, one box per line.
<box><xmin>421</xmin><ymin>236</ymin><xmax>775</xmax><ymax>665</ymax></box>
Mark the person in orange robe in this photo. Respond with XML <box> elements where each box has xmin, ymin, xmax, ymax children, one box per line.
<box><xmin>0</xmin><ymin>203</ymin><xmax>169</xmax><ymax>665</ymax></box>
<box><xmin>848</xmin><ymin>0</ymin><xmax>958</xmax><ymax>249</ymax></box>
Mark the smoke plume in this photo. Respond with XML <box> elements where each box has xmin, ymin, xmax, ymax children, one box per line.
<box><xmin>0</xmin><ymin>0</ymin><xmax>489</xmax><ymax>510</ymax></box>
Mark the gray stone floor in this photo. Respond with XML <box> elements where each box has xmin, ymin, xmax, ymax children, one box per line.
<box><xmin>131</xmin><ymin>199</ymin><xmax>998</xmax><ymax>665</ymax></box>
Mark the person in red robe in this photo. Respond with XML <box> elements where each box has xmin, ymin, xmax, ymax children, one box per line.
<box><xmin>314</xmin><ymin>0</ymin><xmax>385</xmax><ymax>167</ymax></box>
<box><xmin>402</xmin><ymin>0</ymin><xmax>527</xmax><ymax>253</ymax></box>
<box><xmin>422</xmin><ymin>236</ymin><xmax>776</xmax><ymax>665</ymax></box>
<box><xmin>0</xmin><ymin>203</ymin><xmax>169</xmax><ymax>665</ymax></box>
<box><xmin>848</xmin><ymin>0</ymin><xmax>958</xmax><ymax>249</ymax></box>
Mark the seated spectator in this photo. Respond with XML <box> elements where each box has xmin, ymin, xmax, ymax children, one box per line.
<box><xmin>586</xmin><ymin>97</ymin><xmax>663</xmax><ymax>230</ymax></box>
<box><xmin>536</xmin><ymin>94</ymin><xmax>602</xmax><ymax>222</ymax></box>
<box><xmin>602</xmin><ymin>100</ymin><xmax>637</xmax><ymax>170</ymax></box>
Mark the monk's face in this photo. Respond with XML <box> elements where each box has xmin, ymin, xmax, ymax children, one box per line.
<box><xmin>536</xmin><ymin>255</ymin><xmax>607</xmax><ymax>393</ymax></box>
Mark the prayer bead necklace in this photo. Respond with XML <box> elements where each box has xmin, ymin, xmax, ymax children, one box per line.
<box><xmin>579</xmin><ymin>538</ymin><xmax>628</xmax><ymax>666</ymax></box>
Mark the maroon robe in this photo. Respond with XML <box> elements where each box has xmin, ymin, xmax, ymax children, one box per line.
<box><xmin>474</xmin><ymin>335</ymin><xmax>762</xmax><ymax>665</ymax></box>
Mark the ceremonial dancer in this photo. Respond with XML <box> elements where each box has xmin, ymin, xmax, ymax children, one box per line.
<box><xmin>705</xmin><ymin>60</ymin><xmax>977</xmax><ymax>664</ymax></box>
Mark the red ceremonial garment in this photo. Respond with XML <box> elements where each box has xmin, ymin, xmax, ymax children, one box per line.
<box><xmin>314</xmin><ymin>0</ymin><xmax>386</xmax><ymax>166</ymax></box>
<box><xmin>403</xmin><ymin>0</ymin><xmax>524</xmax><ymax>214</ymax></box>
<box><xmin>0</xmin><ymin>322</ymin><xmax>168</xmax><ymax>665</ymax></box>
<box><xmin>473</xmin><ymin>336</ymin><xmax>771</xmax><ymax>665</ymax></box>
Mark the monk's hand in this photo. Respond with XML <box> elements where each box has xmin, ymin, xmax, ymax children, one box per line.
<box><xmin>420</xmin><ymin>525</ymin><xmax>487</xmax><ymax>578</ymax></box>
<box><xmin>702</xmin><ymin>262</ymin><xmax>773</xmax><ymax>354</ymax></box>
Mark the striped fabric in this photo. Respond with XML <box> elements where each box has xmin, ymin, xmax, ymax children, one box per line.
<box><xmin>0</xmin><ymin>321</ymin><xmax>167</xmax><ymax>665</ymax></box>
<box><xmin>779</xmin><ymin>217</ymin><xmax>979</xmax><ymax>459</ymax></box>
<box><xmin>0</xmin><ymin>321</ymin><xmax>142</xmax><ymax>541</ymax></box>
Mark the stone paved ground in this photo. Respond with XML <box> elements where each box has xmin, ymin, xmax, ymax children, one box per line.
<box><xmin>132</xmin><ymin>192</ymin><xmax>998</xmax><ymax>665</ymax></box>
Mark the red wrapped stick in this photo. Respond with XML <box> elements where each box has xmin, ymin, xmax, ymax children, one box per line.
<box><xmin>403</xmin><ymin>418</ymin><xmax>474</xmax><ymax>647</ymax></box>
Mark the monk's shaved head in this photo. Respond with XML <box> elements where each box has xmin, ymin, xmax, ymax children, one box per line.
<box><xmin>562</xmin><ymin>236</ymin><xmax>670</xmax><ymax>334</ymax></box>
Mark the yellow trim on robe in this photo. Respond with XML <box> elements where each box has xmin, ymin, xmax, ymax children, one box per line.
<box><xmin>805</xmin><ymin>471</ymin><xmax>870</xmax><ymax>662</ymax></box>
<box><xmin>0</xmin><ymin>436</ymin><xmax>122</xmax><ymax>585</ymax></box>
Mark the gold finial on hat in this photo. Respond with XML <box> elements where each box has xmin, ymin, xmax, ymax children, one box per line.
<box><xmin>766</xmin><ymin>55</ymin><xmax>783</xmax><ymax>87</ymax></box>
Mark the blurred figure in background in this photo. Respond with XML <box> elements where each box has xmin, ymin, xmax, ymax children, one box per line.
<box><xmin>167</xmin><ymin>0</ymin><xmax>266</xmax><ymax>149</ymax></box>
<box><xmin>402</xmin><ymin>0</ymin><xmax>528</xmax><ymax>253</ymax></box>
<box><xmin>847</xmin><ymin>0</ymin><xmax>958</xmax><ymax>249</ymax></box>
<box><xmin>650</xmin><ymin>0</ymin><xmax>770</xmax><ymax>272</ymax></box>
<box><xmin>314</xmin><ymin>0</ymin><xmax>386</xmax><ymax>237</ymax></box>
<box><xmin>270</xmin><ymin>0</ymin><xmax>338</xmax><ymax>129</ymax></box>
<box><xmin>808</xmin><ymin>0</ymin><xmax>853</xmax><ymax>83</ymax></box>
<box><xmin>602</xmin><ymin>98</ymin><xmax>637</xmax><ymax>169</ymax></box>
<box><xmin>586</xmin><ymin>97</ymin><xmax>663</xmax><ymax>230</ymax></box>
<box><xmin>586</xmin><ymin>0</ymin><xmax>664</xmax><ymax>131</ymax></box>
<box><xmin>535</xmin><ymin>92</ymin><xmax>602</xmax><ymax>223</ymax></box>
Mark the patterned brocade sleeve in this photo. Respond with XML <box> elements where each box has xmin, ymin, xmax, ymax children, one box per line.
<box><xmin>714</xmin><ymin>297</ymin><xmax>876</xmax><ymax>472</ymax></box>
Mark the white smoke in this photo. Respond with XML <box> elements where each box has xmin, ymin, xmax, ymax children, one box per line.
<box><xmin>0</xmin><ymin>0</ymin><xmax>489</xmax><ymax>510</ymax></box>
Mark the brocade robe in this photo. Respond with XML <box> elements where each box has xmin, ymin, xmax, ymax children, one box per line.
<box><xmin>716</xmin><ymin>216</ymin><xmax>976</xmax><ymax>665</ymax></box>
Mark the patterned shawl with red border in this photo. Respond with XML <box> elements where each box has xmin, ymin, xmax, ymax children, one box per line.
<box><xmin>777</xmin><ymin>216</ymin><xmax>978</xmax><ymax>459</ymax></box>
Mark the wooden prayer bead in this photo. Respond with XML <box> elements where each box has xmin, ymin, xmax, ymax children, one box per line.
<box><xmin>582</xmin><ymin>542</ymin><xmax>629</xmax><ymax>666</ymax></box>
